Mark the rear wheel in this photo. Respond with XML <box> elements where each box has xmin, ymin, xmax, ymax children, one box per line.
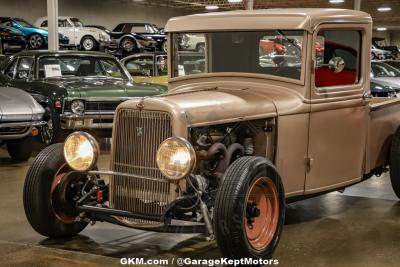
<box><xmin>6</xmin><ymin>136</ymin><xmax>33</xmax><ymax>161</ymax></box>
<box><xmin>23</xmin><ymin>143</ymin><xmax>89</xmax><ymax>238</ymax></box>
<box><xmin>214</xmin><ymin>156</ymin><xmax>285</xmax><ymax>260</ymax></box>
<box><xmin>80</xmin><ymin>36</ymin><xmax>98</xmax><ymax>51</ymax></box>
<box><xmin>121</xmin><ymin>38</ymin><xmax>137</xmax><ymax>55</ymax></box>
<box><xmin>28</xmin><ymin>34</ymin><xmax>44</xmax><ymax>49</ymax></box>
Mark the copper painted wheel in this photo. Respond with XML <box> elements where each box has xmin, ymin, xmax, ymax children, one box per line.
<box><xmin>244</xmin><ymin>177</ymin><xmax>279</xmax><ymax>250</ymax></box>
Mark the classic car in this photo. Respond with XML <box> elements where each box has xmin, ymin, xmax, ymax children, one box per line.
<box><xmin>371</xmin><ymin>60</ymin><xmax>400</xmax><ymax>85</ymax></box>
<box><xmin>121</xmin><ymin>52</ymin><xmax>167</xmax><ymax>85</ymax></box>
<box><xmin>0</xmin><ymin>50</ymin><xmax>166</xmax><ymax>143</ymax></box>
<box><xmin>179</xmin><ymin>33</ymin><xmax>205</xmax><ymax>53</ymax></box>
<box><xmin>370</xmin><ymin>78</ymin><xmax>399</xmax><ymax>97</ymax></box>
<box><xmin>0</xmin><ymin>25</ymin><xmax>27</xmax><ymax>53</ymax></box>
<box><xmin>371</xmin><ymin>44</ymin><xmax>392</xmax><ymax>60</ymax></box>
<box><xmin>108</xmin><ymin>30</ymin><xmax>157</xmax><ymax>57</ymax></box>
<box><xmin>23</xmin><ymin>9</ymin><xmax>400</xmax><ymax>262</ymax></box>
<box><xmin>111</xmin><ymin>23</ymin><xmax>167</xmax><ymax>52</ymax></box>
<box><xmin>0</xmin><ymin>85</ymin><xmax>45</xmax><ymax>161</ymax></box>
<box><xmin>35</xmin><ymin>17</ymin><xmax>111</xmax><ymax>51</ymax></box>
<box><xmin>0</xmin><ymin>17</ymin><xmax>69</xmax><ymax>50</ymax></box>
<box><xmin>372</xmin><ymin>37</ymin><xmax>400</xmax><ymax>59</ymax></box>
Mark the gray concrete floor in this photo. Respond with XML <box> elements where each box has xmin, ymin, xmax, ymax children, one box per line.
<box><xmin>1</xmin><ymin>145</ymin><xmax>400</xmax><ymax>267</ymax></box>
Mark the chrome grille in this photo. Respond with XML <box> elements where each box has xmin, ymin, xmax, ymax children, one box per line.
<box><xmin>110</xmin><ymin>109</ymin><xmax>174</xmax><ymax>225</ymax></box>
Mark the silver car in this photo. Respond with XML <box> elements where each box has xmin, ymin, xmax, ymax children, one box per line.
<box><xmin>0</xmin><ymin>86</ymin><xmax>45</xmax><ymax>161</ymax></box>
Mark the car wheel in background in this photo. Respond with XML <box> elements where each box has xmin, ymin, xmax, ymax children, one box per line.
<box><xmin>6</xmin><ymin>136</ymin><xmax>33</xmax><ymax>161</ymax></box>
<box><xmin>214</xmin><ymin>156</ymin><xmax>285</xmax><ymax>260</ymax></box>
<box><xmin>80</xmin><ymin>36</ymin><xmax>98</xmax><ymax>51</ymax></box>
<box><xmin>121</xmin><ymin>38</ymin><xmax>137</xmax><ymax>55</ymax></box>
<box><xmin>42</xmin><ymin>107</ymin><xmax>64</xmax><ymax>144</ymax></box>
<box><xmin>28</xmin><ymin>34</ymin><xmax>44</xmax><ymax>49</ymax></box>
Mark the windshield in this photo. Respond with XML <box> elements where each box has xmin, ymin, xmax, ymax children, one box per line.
<box><xmin>371</xmin><ymin>62</ymin><xmax>400</xmax><ymax>78</ymax></box>
<box><xmin>70</xmin><ymin>18</ymin><xmax>83</xmax><ymax>27</ymax></box>
<box><xmin>14</xmin><ymin>18</ymin><xmax>34</xmax><ymax>28</ymax></box>
<box><xmin>173</xmin><ymin>30</ymin><xmax>304</xmax><ymax>80</ymax></box>
<box><xmin>38</xmin><ymin>56</ymin><xmax>129</xmax><ymax>80</ymax></box>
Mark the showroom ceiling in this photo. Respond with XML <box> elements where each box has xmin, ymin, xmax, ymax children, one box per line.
<box><xmin>126</xmin><ymin>0</ymin><xmax>400</xmax><ymax>29</ymax></box>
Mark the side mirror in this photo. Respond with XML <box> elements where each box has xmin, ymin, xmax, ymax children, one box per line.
<box><xmin>328</xmin><ymin>57</ymin><xmax>345</xmax><ymax>73</ymax></box>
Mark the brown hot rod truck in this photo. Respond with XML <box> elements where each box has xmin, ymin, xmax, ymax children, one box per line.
<box><xmin>22</xmin><ymin>9</ymin><xmax>400</xmax><ymax>261</ymax></box>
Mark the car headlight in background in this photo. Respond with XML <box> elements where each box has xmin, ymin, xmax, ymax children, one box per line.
<box><xmin>157</xmin><ymin>137</ymin><xmax>196</xmax><ymax>181</ymax></box>
<box><xmin>64</xmin><ymin>132</ymin><xmax>99</xmax><ymax>171</ymax></box>
<box><xmin>71</xmin><ymin>100</ymin><xmax>85</xmax><ymax>114</ymax></box>
<box><xmin>99</xmin><ymin>32</ymin><xmax>110</xmax><ymax>42</ymax></box>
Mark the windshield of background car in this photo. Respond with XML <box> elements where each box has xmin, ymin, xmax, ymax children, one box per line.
<box><xmin>173</xmin><ymin>30</ymin><xmax>304</xmax><ymax>80</ymax></box>
<box><xmin>38</xmin><ymin>56</ymin><xmax>128</xmax><ymax>80</ymax></box>
<box><xmin>371</xmin><ymin>62</ymin><xmax>400</xmax><ymax>78</ymax></box>
<box><xmin>14</xmin><ymin>18</ymin><xmax>33</xmax><ymax>28</ymax></box>
<box><xmin>70</xmin><ymin>18</ymin><xmax>83</xmax><ymax>27</ymax></box>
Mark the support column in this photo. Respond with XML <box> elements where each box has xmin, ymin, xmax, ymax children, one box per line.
<box><xmin>47</xmin><ymin>0</ymin><xmax>59</xmax><ymax>51</ymax></box>
<box><xmin>354</xmin><ymin>0</ymin><xmax>361</xmax><ymax>11</ymax></box>
<box><xmin>246</xmin><ymin>0</ymin><xmax>254</xmax><ymax>10</ymax></box>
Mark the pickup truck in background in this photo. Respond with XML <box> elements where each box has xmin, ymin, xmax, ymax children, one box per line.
<box><xmin>22</xmin><ymin>8</ymin><xmax>400</xmax><ymax>262</ymax></box>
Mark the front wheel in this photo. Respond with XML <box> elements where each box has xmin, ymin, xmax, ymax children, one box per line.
<box><xmin>161</xmin><ymin>40</ymin><xmax>167</xmax><ymax>52</ymax></box>
<box><xmin>23</xmin><ymin>143</ymin><xmax>89</xmax><ymax>238</ymax></box>
<box><xmin>121</xmin><ymin>38</ymin><xmax>137</xmax><ymax>54</ymax></box>
<box><xmin>214</xmin><ymin>156</ymin><xmax>285</xmax><ymax>260</ymax></box>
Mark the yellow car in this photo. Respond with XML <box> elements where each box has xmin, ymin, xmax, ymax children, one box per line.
<box><xmin>121</xmin><ymin>52</ymin><xmax>168</xmax><ymax>86</ymax></box>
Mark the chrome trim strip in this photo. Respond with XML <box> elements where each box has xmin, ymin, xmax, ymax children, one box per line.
<box><xmin>89</xmin><ymin>170</ymin><xmax>169</xmax><ymax>183</ymax></box>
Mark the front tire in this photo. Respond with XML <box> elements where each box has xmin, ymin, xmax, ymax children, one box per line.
<box><xmin>23</xmin><ymin>143</ymin><xmax>88</xmax><ymax>238</ymax></box>
<box><xmin>214</xmin><ymin>156</ymin><xmax>285</xmax><ymax>260</ymax></box>
<box><xmin>6</xmin><ymin>136</ymin><xmax>33</xmax><ymax>161</ymax></box>
<box><xmin>121</xmin><ymin>38</ymin><xmax>137</xmax><ymax>55</ymax></box>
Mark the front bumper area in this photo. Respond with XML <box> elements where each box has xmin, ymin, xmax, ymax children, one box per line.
<box><xmin>60</xmin><ymin>112</ymin><xmax>114</xmax><ymax>130</ymax></box>
<box><xmin>0</xmin><ymin>120</ymin><xmax>46</xmax><ymax>140</ymax></box>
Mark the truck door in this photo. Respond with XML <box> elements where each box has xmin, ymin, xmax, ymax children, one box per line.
<box><xmin>306</xmin><ymin>26</ymin><xmax>370</xmax><ymax>193</ymax></box>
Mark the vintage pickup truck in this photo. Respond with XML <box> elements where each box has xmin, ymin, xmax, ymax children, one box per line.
<box><xmin>22</xmin><ymin>9</ymin><xmax>400</xmax><ymax>261</ymax></box>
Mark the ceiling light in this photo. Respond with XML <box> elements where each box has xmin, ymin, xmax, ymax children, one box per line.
<box><xmin>377</xmin><ymin>27</ymin><xmax>387</xmax><ymax>31</ymax></box>
<box><xmin>329</xmin><ymin>0</ymin><xmax>344</xmax><ymax>3</ymax></box>
<box><xmin>205</xmin><ymin>5</ymin><xmax>219</xmax><ymax>10</ymax></box>
<box><xmin>377</xmin><ymin>7</ymin><xmax>392</xmax><ymax>12</ymax></box>
<box><xmin>228</xmin><ymin>0</ymin><xmax>243</xmax><ymax>3</ymax></box>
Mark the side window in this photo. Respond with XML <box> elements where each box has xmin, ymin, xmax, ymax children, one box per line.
<box><xmin>5</xmin><ymin>59</ymin><xmax>18</xmax><ymax>78</ymax></box>
<box><xmin>315</xmin><ymin>30</ymin><xmax>361</xmax><ymax>88</ymax></box>
<box><xmin>41</xmin><ymin>20</ymin><xmax>48</xmax><ymax>27</ymax></box>
<box><xmin>122</xmin><ymin>24</ymin><xmax>132</xmax><ymax>34</ymax></box>
<box><xmin>15</xmin><ymin>57</ymin><xmax>34</xmax><ymax>80</ymax></box>
<box><xmin>58</xmin><ymin>19</ymin><xmax>69</xmax><ymax>27</ymax></box>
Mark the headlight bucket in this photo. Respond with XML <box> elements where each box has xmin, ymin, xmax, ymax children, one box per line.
<box><xmin>64</xmin><ymin>132</ymin><xmax>99</xmax><ymax>171</ymax></box>
<box><xmin>156</xmin><ymin>137</ymin><xmax>196</xmax><ymax>181</ymax></box>
<box><xmin>71</xmin><ymin>100</ymin><xmax>85</xmax><ymax>114</ymax></box>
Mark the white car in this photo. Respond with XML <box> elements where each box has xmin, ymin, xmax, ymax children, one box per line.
<box><xmin>371</xmin><ymin>44</ymin><xmax>392</xmax><ymax>60</ymax></box>
<box><xmin>179</xmin><ymin>33</ymin><xmax>206</xmax><ymax>52</ymax></box>
<box><xmin>34</xmin><ymin>16</ymin><xmax>111</xmax><ymax>51</ymax></box>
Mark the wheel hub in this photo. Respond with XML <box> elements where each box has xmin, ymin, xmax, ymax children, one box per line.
<box><xmin>246</xmin><ymin>202</ymin><xmax>261</xmax><ymax>228</ymax></box>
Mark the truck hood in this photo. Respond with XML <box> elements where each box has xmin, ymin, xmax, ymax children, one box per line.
<box><xmin>0</xmin><ymin>86</ymin><xmax>44</xmax><ymax>122</ymax></box>
<box><xmin>43</xmin><ymin>78</ymin><xmax>166</xmax><ymax>99</ymax></box>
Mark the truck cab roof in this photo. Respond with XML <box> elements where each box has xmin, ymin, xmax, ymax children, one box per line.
<box><xmin>165</xmin><ymin>8</ymin><xmax>372</xmax><ymax>33</ymax></box>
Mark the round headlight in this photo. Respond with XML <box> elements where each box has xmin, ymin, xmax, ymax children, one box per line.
<box><xmin>64</xmin><ymin>132</ymin><xmax>99</xmax><ymax>171</ymax></box>
<box><xmin>71</xmin><ymin>100</ymin><xmax>85</xmax><ymax>114</ymax></box>
<box><xmin>156</xmin><ymin>137</ymin><xmax>196</xmax><ymax>181</ymax></box>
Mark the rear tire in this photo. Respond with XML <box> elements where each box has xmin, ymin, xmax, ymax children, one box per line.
<box><xmin>80</xmin><ymin>36</ymin><xmax>98</xmax><ymax>51</ymax></box>
<box><xmin>214</xmin><ymin>156</ymin><xmax>285</xmax><ymax>260</ymax></box>
<box><xmin>6</xmin><ymin>136</ymin><xmax>33</xmax><ymax>161</ymax></box>
<box><xmin>390</xmin><ymin>127</ymin><xmax>400</xmax><ymax>198</ymax></box>
<box><xmin>23</xmin><ymin>143</ymin><xmax>88</xmax><ymax>238</ymax></box>
<box><xmin>121</xmin><ymin>37</ymin><xmax>137</xmax><ymax>55</ymax></box>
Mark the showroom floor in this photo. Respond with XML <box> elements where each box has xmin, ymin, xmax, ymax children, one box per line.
<box><xmin>1</xmin><ymin>146</ymin><xmax>400</xmax><ymax>267</ymax></box>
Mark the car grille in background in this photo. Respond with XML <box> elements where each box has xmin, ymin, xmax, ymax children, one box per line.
<box><xmin>110</xmin><ymin>109</ymin><xmax>174</xmax><ymax>226</ymax></box>
<box><xmin>85</xmin><ymin>101</ymin><xmax>122</xmax><ymax>112</ymax></box>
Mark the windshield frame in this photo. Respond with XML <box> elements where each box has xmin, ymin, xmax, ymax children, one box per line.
<box><xmin>35</xmin><ymin>54</ymin><xmax>132</xmax><ymax>82</ymax></box>
<box><xmin>14</xmin><ymin>18</ymin><xmax>34</xmax><ymax>28</ymax></box>
<box><xmin>169</xmin><ymin>30</ymin><xmax>307</xmax><ymax>85</ymax></box>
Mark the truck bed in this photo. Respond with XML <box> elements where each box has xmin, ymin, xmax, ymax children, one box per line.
<box><xmin>367</xmin><ymin>97</ymin><xmax>400</xmax><ymax>173</ymax></box>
